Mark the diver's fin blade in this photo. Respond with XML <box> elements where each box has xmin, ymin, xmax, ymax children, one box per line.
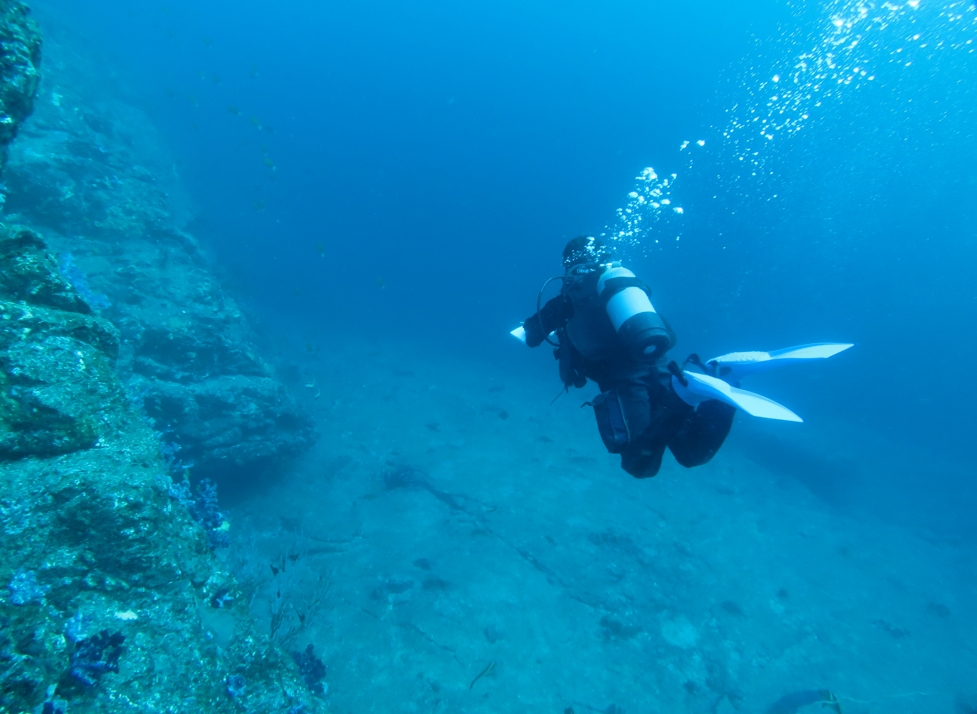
<box><xmin>765</xmin><ymin>342</ymin><xmax>854</xmax><ymax>360</ymax></box>
<box><xmin>724</xmin><ymin>384</ymin><xmax>803</xmax><ymax>422</ymax></box>
<box><xmin>708</xmin><ymin>342</ymin><xmax>853</xmax><ymax>380</ymax></box>
<box><xmin>673</xmin><ymin>372</ymin><xmax>803</xmax><ymax>422</ymax></box>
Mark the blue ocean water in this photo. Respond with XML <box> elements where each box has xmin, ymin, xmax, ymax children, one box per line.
<box><xmin>22</xmin><ymin>0</ymin><xmax>977</xmax><ymax>710</ymax></box>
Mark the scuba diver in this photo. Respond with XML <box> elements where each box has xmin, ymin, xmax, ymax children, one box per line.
<box><xmin>513</xmin><ymin>236</ymin><xmax>852</xmax><ymax>478</ymax></box>
<box><xmin>516</xmin><ymin>236</ymin><xmax>732</xmax><ymax>477</ymax></box>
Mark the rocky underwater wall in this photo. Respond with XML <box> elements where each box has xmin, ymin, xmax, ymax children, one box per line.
<box><xmin>0</xmin><ymin>0</ymin><xmax>39</xmax><ymax>174</ymax></box>
<box><xmin>1</xmin><ymin>12</ymin><xmax>316</xmax><ymax>480</ymax></box>
<box><xmin>0</xmin><ymin>2</ymin><xmax>324</xmax><ymax>712</ymax></box>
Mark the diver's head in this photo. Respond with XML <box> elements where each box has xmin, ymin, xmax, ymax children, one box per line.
<box><xmin>562</xmin><ymin>236</ymin><xmax>613</xmax><ymax>273</ymax></box>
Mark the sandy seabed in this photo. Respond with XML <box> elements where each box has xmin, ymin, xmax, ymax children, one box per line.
<box><xmin>226</xmin><ymin>336</ymin><xmax>976</xmax><ymax>714</ymax></box>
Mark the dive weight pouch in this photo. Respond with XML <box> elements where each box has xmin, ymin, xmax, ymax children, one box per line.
<box><xmin>586</xmin><ymin>390</ymin><xmax>631</xmax><ymax>454</ymax></box>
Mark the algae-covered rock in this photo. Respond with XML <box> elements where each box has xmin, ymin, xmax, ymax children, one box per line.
<box><xmin>0</xmin><ymin>329</ymin><xmax>112</xmax><ymax>457</ymax></box>
<box><xmin>0</xmin><ymin>227</ymin><xmax>122</xmax><ymax>458</ymax></box>
<box><xmin>0</xmin><ymin>225</ymin><xmax>324</xmax><ymax>712</ymax></box>
<box><xmin>0</xmin><ymin>421</ymin><xmax>325</xmax><ymax>714</ymax></box>
<box><xmin>0</xmin><ymin>7</ymin><xmax>324</xmax><ymax>713</ymax></box>
<box><xmin>2</xmin><ymin>22</ymin><xmax>316</xmax><ymax>480</ymax></box>
<box><xmin>137</xmin><ymin>372</ymin><xmax>315</xmax><ymax>473</ymax></box>
<box><xmin>0</xmin><ymin>225</ymin><xmax>89</xmax><ymax>313</ymax></box>
<box><xmin>0</xmin><ymin>0</ymin><xmax>41</xmax><ymax>172</ymax></box>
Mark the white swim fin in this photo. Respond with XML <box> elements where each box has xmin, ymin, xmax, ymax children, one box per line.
<box><xmin>671</xmin><ymin>371</ymin><xmax>803</xmax><ymax>422</ymax></box>
<box><xmin>706</xmin><ymin>342</ymin><xmax>853</xmax><ymax>383</ymax></box>
<box><xmin>673</xmin><ymin>342</ymin><xmax>853</xmax><ymax>421</ymax></box>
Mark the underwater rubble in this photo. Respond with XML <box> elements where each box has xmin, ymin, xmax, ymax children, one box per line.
<box><xmin>0</xmin><ymin>2</ymin><xmax>323</xmax><ymax>711</ymax></box>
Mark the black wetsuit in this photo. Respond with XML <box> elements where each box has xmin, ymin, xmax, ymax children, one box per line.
<box><xmin>524</xmin><ymin>268</ymin><xmax>734</xmax><ymax>478</ymax></box>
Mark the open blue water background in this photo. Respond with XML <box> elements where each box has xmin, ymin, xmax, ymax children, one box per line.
<box><xmin>41</xmin><ymin>0</ymin><xmax>975</xmax><ymax>535</ymax></box>
<box><xmin>24</xmin><ymin>6</ymin><xmax>977</xmax><ymax>706</ymax></box>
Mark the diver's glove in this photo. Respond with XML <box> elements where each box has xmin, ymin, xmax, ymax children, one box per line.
<box><xmin>522</xmin><ymin>316</ymin><xmax>547</xmax><ymax>348</ymax></box>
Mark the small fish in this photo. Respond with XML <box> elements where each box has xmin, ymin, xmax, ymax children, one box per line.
<box><xmin>211</xmin><ymin>73</ymin><xmax>221</xmax><ymax>84</ymax></box>
<box><xmin>249</xmin><ymin>63</ymin><xmax>259</xmax><ymax>79</ymax></box>
<box><xmin>164</xmin><ymin>87</ymin><xmax>175</xmax><ymax>98</ymax></box>
<box><xmin>316</xmin><ymin>242</ymin><xmax>325</xmax><ymax>256</ymax></box>
<box><xmin>253</xmin><ymin>199</ymin><xmax>265</xmax><ymax>210</ymax></box>
<box><xmin>250</xmin><ymin>116</ymin><xmax>262</xmax><ymax>129</ymax></box>
<box><xmin>376</xmin><ymin>277</ymin><xmax>385</xmax><ymax>288</ymax></box>
<box><xmin>469</xmin><ymin>661</ymin><xmax>495</xmax><ymax>690</ymax></box>
<box><xmin>227</xmin><ymin>105</ymin><xmax>240</xmax><ymax>115</ymax></box>
<box><xmin>188</xmin><ymin>95</ymin><xmax>198</xmax><ymax>106</ymax></box>
<box><xmin>202</xmin><ymin>36</ymin><xmax>212</xmax><ymax>46</ymax></box>
<box><xmin>263</xmin><ymin>157</ymin><xmax>275</xmax><ymax>168</ymax></box>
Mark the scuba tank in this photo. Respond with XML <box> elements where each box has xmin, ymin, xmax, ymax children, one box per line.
<box><xmin>561</xmin><ymin>261</ymin><xmax>674</xmax><ymax>361</ymax></box>
<box><xmin>595</xmin><ymin>264</ymin><xmax>672</xmax><ymax>356</ymax></box>
<box><xmin>514</xmin><ymin>259</ymin><xmax>674</xmax><ymax>391</ymax></box>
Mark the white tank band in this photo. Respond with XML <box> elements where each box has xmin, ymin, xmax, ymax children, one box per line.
<box><xmin>606</xmin><ymin>287</ymin><xmax>656</xmax><ymax>331</ymax></box>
